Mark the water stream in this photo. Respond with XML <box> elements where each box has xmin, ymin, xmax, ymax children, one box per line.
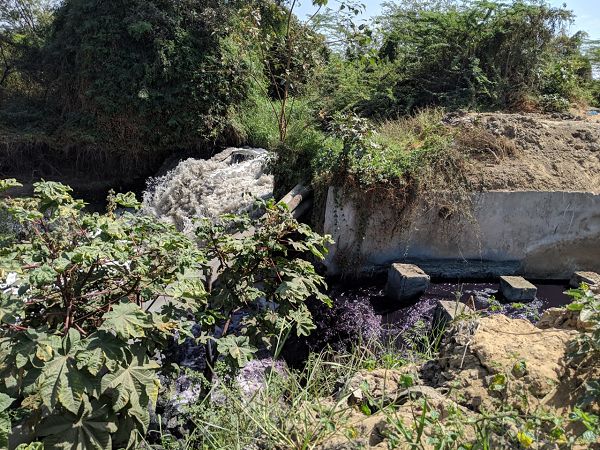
<box><xmin>142</xmin><ymin>147</ymin><xmax>273</xmax><ymax>232</ymax></box>
<box><xmin>328</xmin><ymin>276</ymin><xmax>572</xmax><ymax>335</ymax></box>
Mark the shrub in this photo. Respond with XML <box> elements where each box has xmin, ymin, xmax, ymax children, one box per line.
<box><xmin>3</xmin><ymin>0</ymin><xmax>250</xmax><ymax>161</ymax></box>
<box><xmin>566</xmin><ymin>285</ymin><xmax>600</xmax><ymax>409</ymax></box>
<box><xmin>234</xmin><ymin>90</ymin><xmax>343</xmax><ymax>197</ymax></box>
<box><xmin>0</xmin><ymin>181</ymin><xmax>335</xmax><ymax>447</ymax></box>
<box><xmin>195</xmin><ymin>200</ymin><xmax>333</xmax><ymax>370</ymax></box>
<box><xmin>539</xmin><ymin>93</ymin><xmax>571</xmax><ymax>112</ymax></box>
<box><xmin>316</xmin><ymin>109</ymin><xmax>456</xmax><ymax>191</ymax></box>
<box><xmin>0</xmin><ymin>180</ymin><xmax>207</xmax><ymax>448</ymax></box>
<box><xmin>353</xmin><ymin>0</ymin><xmax>576</xmax><ymax>116</ymax></box>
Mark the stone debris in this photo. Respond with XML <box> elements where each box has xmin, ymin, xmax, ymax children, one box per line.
<box><xmin>537</xmin><ymin>307</ymin><xmax>594</xmax><ymax>332</ymax></box>
<box><xmin>343</xmin><ymin>367</ymin><xmax>420</xmax><ymax>408</ymax></box>
<box><xmin>435</xmin><ymin>315</ymin><xmax>575</xmax><ymax>409</ymax></box>
<box><xmin>499</xmin><ymin>275</ymin><xmax>537</xmax><ymax>302</ymax></box>
<box><xmin>433</xmin><ymin>299</ymin><xmax>474</xmax><ymax>328</ymax></box>
<box><xmin>317</xmin><ymin>312</ymin><xmax>596</xmax><ymax>450</ymax></box>
<box><xmin>385</xmin><ymin>263</ymin><xmax>430</xmax><ymax>302</ymax></box>
<box><xmin>570</xmin><ymin>271</ymin><xmax>600</xmax><ymax>288</ymax></box>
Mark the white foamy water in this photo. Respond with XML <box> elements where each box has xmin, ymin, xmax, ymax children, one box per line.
<box><xmin>142</xmin><ymin>147</ymin><xmax>274</xmax><ymax>232</ymax></box>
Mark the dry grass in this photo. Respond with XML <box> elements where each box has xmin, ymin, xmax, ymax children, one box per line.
<box><xmin>454</xmin><ymin>125</ymin><xmax>519</xmax><ymax>162</ymax></box>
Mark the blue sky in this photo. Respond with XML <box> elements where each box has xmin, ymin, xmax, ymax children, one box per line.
<box><xmin>296</xmin><ymin>0</ymin><xmax>600</xmax><ymax>40</ymax></box>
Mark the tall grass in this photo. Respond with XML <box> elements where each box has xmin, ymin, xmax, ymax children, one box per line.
<box><xmin>145</xmin><ymin>317</ymin><xmax>449</xmax><ymax>450</ymax></box>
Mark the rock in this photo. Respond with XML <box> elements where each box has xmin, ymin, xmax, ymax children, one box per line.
<box><xmin>211</xmin><ymin>358</ymin><xmax>288</xmax><ymax>404</ymax></box>
<box><xmin>385</xmin><ymin>263</ymin><xmax>430</xmax><ymax>302</ymax></box>
<box><xmin>570</xmin><ymin>271</ymin><xmax>600</xmax><ymax>288</ymax></box>
<box><xmin>572</xmin><ymin>130</ymin><xmax>595</xmax><ymax>142</ymax></box>
<box><xmin>320</xmin><ymin>385</ymin><xmax>476</xmax><ymax>450</ymax></box>
<box><xmin>343</xmin><ymin>367</ymin><xmax>420</xmax><ymax>408</ymax></box>
<box><xmin>437</xmin><ymin>315</ymin><xmax>575</xmax><ymax>410</ymax></box>
<box><xmin>433</xmin><ymin>300</ymin><xmax>474</xmax><ymax>328</ymax></box>
<box><xmin>537</xmin><ymin>307</ymin><xmax>593</xmax><ymax>331</ymax></box>
<box><xmin>588</xmin><ymin>143</ymin><xmax>600</xmax><ymax>152</ymax></box>
<box><xmin>499</xmin><ymin>276</ymin><xmax>537</xmax><ymax>302</ymax></box>
<box><xmin>235</xmin><ymin>358</ymin><xmax>288</xmax><ymax>398</ymax></box>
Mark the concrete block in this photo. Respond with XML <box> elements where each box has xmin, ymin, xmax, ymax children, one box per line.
<box><xmin>499</xmin><ymin>276</ymin><xmax>537</xmax><ymax>302</ymax></box>
<box><xmin>570</xmin><ymin>271</ymin><xmax>600</xmax><ymax>288</ymax></box>
<box><xmin>433</xmin><ymin>300</ymin><xmax>474</xmax><ymax>328</ymax></box>
<box><xmin>385</xmin><ymin>263</ymin><xmax>430</xmax><ymax>302</ymax></box>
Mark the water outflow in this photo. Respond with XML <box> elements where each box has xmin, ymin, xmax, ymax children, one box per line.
<box><xmin>142</xmin><ymin>147</ymin><xmax>274</xmax><ymax>232</ymax></box>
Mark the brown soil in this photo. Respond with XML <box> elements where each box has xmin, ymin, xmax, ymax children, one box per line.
<box><xmin>451</xmin><ymin>112</ymin><xmax>600</xmax><ymax>193</ymax></box>
<box><xmin>317</xmin><ymin>309</ymin><xmax>600</xmax><ymax>450</ymax></box>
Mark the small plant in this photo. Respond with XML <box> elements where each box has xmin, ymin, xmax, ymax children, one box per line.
<box><xmin>539</xmin><ymin>94</ymin><xmax>570</xmax><ymax>112</ymax></box>
<box><xmin>402</xmin><ymin>319</ymin><xmax>445</xmax><ymax>361</ymax></box>
<box><xmin>570</xmin><ymin>408</ymin><xmax>600</xmax><ymax>444</ymax></box>
<box><xmin>185</xmin><ymin>347</ymin><xmax>362</xmax><ymax>450</ymax></box>
<box><xmin>487</xmin><ymin>295</ymin><xmax>503</xmax><ymax>312</ymax></box>
<box><xmin>565</xmin><ymin>284</ymin><xmax>600</xmax><ymax>408</ymax></box>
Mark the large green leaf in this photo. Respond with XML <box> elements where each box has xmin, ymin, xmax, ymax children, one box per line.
<box><xmin>216</xmin><ymin>335</ymin><xmax>257</xmax><ymax>368</ymax></box>
<box><xmin>0</xmin><ymin>295</ymin><xmax>23</xmax><ymax>325</ymax></box>
<box><xmin>0</xmin><ymin>393</ymin><xmax>14</xmax><ymax>449</ymax></box>
<box><xmin>77</xmin><ymin>331</ymin><xmax>129</xmax><ymax>374</ymax></box>
<box><xmin>100</xmin><ymin>353</ymin><xmax>160</xmax><ymax>430</ymax></box>
<box><xmin>38</xmin><ymin>330</ymin><xmax>90</xmax><ymax>414</ymax></box>
<box><xmin>33</xmin><ymin>181</ymin><xmax>83</xmax><ymax>212</ymax></box>
<box><xmin>0</xmin><ymin>179</ymin><xmax>22</xmax><ymax>192</ymax></box>
<box><xmin>288</xmin><ymin>304</ymin><xmax>316</xmax><ymax>337</ymax></box>
<box><xmin>36</xmin><ymin>401</ymin><xmax>117</xmax><ymax>450</ymax></box>
<box><xmin>113</xmin><ymin>192</ymin><xmax>141</xmax><ymax>210</ymax></box>
<box><xmin>99</xmin><ymin>303</ymin><xmax>153</xmax><ymax>340</ymax></box>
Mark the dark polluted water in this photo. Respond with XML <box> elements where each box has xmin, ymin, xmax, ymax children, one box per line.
<box><xmin>327</xmin><ymin>276</ymin><xmax>573</xmax><ymax>337</ymax></box>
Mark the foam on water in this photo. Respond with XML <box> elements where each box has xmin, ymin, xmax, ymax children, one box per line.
<box><xmin>142</xmin><ymin>147</ymin><xmax>274</xmax><ymax>231</ymax></box>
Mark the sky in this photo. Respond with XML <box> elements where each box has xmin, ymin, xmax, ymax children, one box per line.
<box><xmin>295</xmin><ymin>0</ymin><xmax>600</xmax><ymax>40</ymax></box>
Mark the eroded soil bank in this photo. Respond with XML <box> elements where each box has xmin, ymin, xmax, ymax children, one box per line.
<box><xmin>305</xmin><ymin>294</ymin><xmax>600</xmax><ymax>450</ymax></box>
<box><xmin>454</xmin><ymin>112</ymin><xmax>600</xmax><ymax>192</ymax></box>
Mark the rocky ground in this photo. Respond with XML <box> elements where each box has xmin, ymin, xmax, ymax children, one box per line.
<box><xmin>310</xmin><ymin>302</ymin><xmax>600</xmax><ymax>449</ymax></box>
<box><xmin>448</xmin><ymin>112</ymin><xmax>600</xmax><ymax>193</ymax></box>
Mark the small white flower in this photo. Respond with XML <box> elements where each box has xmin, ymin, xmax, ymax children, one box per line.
<box><xmin>6</xmin><ymin>272</ymin><xmax>17</xmax><ymax>286</ymax></box>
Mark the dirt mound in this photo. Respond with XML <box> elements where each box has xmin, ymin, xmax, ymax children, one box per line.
<box><xmin>317</xmin><ymin>311</ymin><xmax>599</xmax><ymax>449</ymax></box>
<box><xmin>451</xmin><ymin>112</ymin><xmax>600</xmax><ymax>193</ymax></box>
<box><xmin>433</xmin><ymin>315</ymin><xmax>575</xmax><ymax>409</ymax></box>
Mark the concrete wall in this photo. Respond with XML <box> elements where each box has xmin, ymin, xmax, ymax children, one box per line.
<box><xmin>323</xmin><ymin>187</ymin><xmax>600</xmax><ymax>279</ymax></box>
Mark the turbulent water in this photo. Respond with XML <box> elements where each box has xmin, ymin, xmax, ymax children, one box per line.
<box><xmin>142</xmin><ymin>147</ymin><xmax>274</xmax><ymax>232</ymax></box>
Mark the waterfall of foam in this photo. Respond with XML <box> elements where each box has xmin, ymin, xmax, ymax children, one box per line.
<box><xmin>142</xmin><ymin>147</ymin><xmax>274</xmax><ymax>232</ymax></box>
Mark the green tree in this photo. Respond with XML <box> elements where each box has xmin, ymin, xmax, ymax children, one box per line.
<box><xmin>359</xmin><ymin>0</ymin><xmax>576</xmax><ymax>115</ymax></box>
<box><xmin>40</xmin><ymin>0</ymin><xmax>248</xmax><ymax>153</ymax></box>
<box><xmin>0</xmin><ymin>0</ymin><xmax>57</xmax><ymax>88</ymax></box>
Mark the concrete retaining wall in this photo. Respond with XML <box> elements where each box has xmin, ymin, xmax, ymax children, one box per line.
<box><xmin>323</xmin><ymin>187</ymin><xmax>600</xmax><ymax>279</ymax></box>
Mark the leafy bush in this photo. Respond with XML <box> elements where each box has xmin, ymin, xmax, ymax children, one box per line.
<box><xmin>349</xmin><ymin>0</ymin><xmax>577</xmax><ymax>116</ymax></box>
<box><xmin>0</xmin><ymin>180</ymin><xmax>335</xmax><ymax>447</ymax></box>
<box><xmin>196</xmin><ymin>200</ymin><xmax>333</xmax><ymax>370</ymax></box>
<box><xmin>234</xmin><ymin>92</ymin><xmax>342</xmax><ymax>196</ymax></box>
<box><xmin>539</xmin><ymin>93</ymin><xmax>571</xmax><ymax>112</ymax></box>
<box><xmin>0</xmin><ymin>180</ymin><xmax>207</xmax><ymax>448</ymax></box>
<box><xmin>590</xmin><ymin>80</ymin><xmax>600</xmax><ymax>108</ymax></box>
<box><xmin>1</xmin><ymin>0</ymin><xmax>251</xmax><ymax>169</ymax></box>
<box><xmin>315</xmin><ymin>109</ymin><xmax>456</xmax><ymax>191</ymax></box>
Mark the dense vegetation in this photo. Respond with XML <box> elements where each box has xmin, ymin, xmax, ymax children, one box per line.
<box><xmin>1</xmin><ymin>0</ymin><xmax>598</xmax><ymax>186</ymax></box>
<box><xmin>0</xmin><ymin>180</ymin><xmax>332</xmax><ymax>447</ymax></box>
<box><xmin>0</xmin><ymin>0</ymin><xmax>599</xmax><ymax>448</ymax></box>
